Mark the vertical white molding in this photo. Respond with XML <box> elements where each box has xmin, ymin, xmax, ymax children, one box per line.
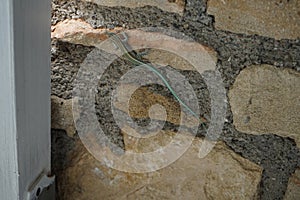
<box><xmin>0</xmin><ymin>0</ymin><xmax>51</xmax><ymax>199</ymax></box>
<box><xmin>0</xmin><ymin>1</ymin><xmax>19</xmax><ymax>199</ymax></box>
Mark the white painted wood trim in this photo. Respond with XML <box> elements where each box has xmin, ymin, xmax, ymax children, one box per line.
<box><xmin>0</xmin><ymin>1</ymin><xmax>19</xmax><ymax>199</ymax></box>
<box><xmin>0</xmin><ymin>0</ymin><xmax>51</xmax><ymax>199</ymax></box>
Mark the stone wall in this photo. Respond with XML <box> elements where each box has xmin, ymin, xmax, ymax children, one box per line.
<box><xmin>51</xmin><ymin>0</ymin><xmax>300</xmax><ymax>199</ymax></box>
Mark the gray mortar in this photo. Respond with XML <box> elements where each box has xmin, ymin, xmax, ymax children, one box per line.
<box><xmin>51</xmin><ymin>39</ymin><xmax>94</xmax><ymax>99</ymax></box>
<box><xmin>51</xmin><ymin>0</ymin><xmax>300</xmax><ymax>199</ymax></box>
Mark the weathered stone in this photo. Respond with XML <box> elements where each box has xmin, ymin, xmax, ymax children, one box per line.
<box><xmin>284</xmin><ymin>168</ymin><xmax>300</xmax><ymax>200</ymax></box>
<box><xmin>83</xmin><ymin>0</ymin><xmax>185</xmax><ymax>15</ymax></box>
<box><xmin>125</xmin><ymin>29</ymin><xmax>217</xmax><ymax>73</ymax></box>
<box><xmin>229</xmin><ymin>65</ymin><xmax>300</xmax><ymax>147</ymax></box>
<box><xmin>57</xmin><ymin>135</ymin><xmax>262</xmax><ymax>200</ymax></box>
<box><xmin>143</xmin><ymin>48</ymin><xmax>216</xmax><ymax>71</ymax></box>
<box><xmin>51</xmin><ymin>19</ymin><xmax>217</xmax><ymax>72</ymax></box>
<box><xmin>51</xmin><ymin>19</ymin><xmax>119</xmax><ymax>46</ymax></box>
<box><xmin>207</xmin><ymin>0</ymin><xmax>300</xmax><ymax>40</ymax></box>
<box><xmin>51</xmin><ymin>96</ymin><xmax>76</xmax><ymax>137</ymax></box>
<box><xmin>113</xmin><ymin>84</ymin><xmax>202</xmax><ymax>127</ymax></box>
<box><xmin>122</xmin><ymin>129</ymin><xmax>177</xmax><ymax>153</ymax></box>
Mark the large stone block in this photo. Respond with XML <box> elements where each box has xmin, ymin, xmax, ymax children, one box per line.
<box><xmin>57</xmin><ymin>136</ymin><xmax>262</xmax><ymax>200</ymax></box>
<box><xmin>83</xmin><ymin>0</ymin><xmax>185</xmax><ymax>14</ymax></box>
<box><xmin>207</xmin><ymin>0</ymin><xmax>300</xmax><ymax>40</ymax></box>
<box><xmin>229</xmin><ymin>65</ymin><xmax>300</xmax><ymax>147</ymax></box>
<box><xmin>51</xmin><ymin>19</ymin><xmax>217</xmax><ymax>73</ymax></box>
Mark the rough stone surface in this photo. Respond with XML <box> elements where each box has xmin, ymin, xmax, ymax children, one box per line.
<box><xmin>94</xmin><ymin>58</ymin><xmax>211</xmax><ymax>149</ymax></box>
<box><xmin>284</xmin><ymin>168</ymin><xmax>300</xmax><ymax>200</ymax></box>
<box><xmin>83</xmin><ymin>0</ymin><xmax>185</xmax><ymax>15</ymax></box>
<box><xmin>51</xmin><ymin>19</ymin><xmax>121</xmax><ymax>46</ymax></box>
<box><xmin>51</xmin><ymin>19</ymin><xmax>217</xmax><ymax>72</ymax></box>
<box><xmin>51</xmin><ymin>19</ymin><xmax>107</xmax><ymax>45</ymax></box>
<box><xmin>125</xmin><ymin>29</ymin><xmax>217</xmax><ymax>73</ymax></box>
<box><xmin>207</xmin><ymin>0</ymin><xmax>300</xmax><ymax>40</ymax></box>
<box><xmin>56</xmin><ymin>136</ymin><xmax>262</xmax><ymax>200</ymax></box>
<box><xmin>51</xmin><ymin>39</ymin><xmax>94</xmax><ymax>99</ymax></box>
<box><xmin>229</xmin><ymin>65</ymin><xmax>300</xmax><ymax>147</ymax></box>
<box><xmin>113</xmin><ymin>84</ymin><xmax>208</xmax><ymax>128</ymax></box>
<box><xmin>51</xmin><ymin>21</ymin><xmax>216</xmax><ymax>146</ymax></box>
<box><xmin>50</xmin><ymin>0</ymin><xmax>300</xmax><ymax>199</ymax></box>
<box><xmin>51</xmin><ymin>96</ymin><xmax>76</xmax><ymax>137</ymax></box>
<box><xmin>222</xmin><ymin>124</ymin><xmax>300</xmax><ymax>200</ymax></box>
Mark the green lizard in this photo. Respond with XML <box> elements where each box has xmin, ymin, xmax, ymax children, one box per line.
<box><xmin>106</xmin><ymin>31</ymin><xmax>207</xmax><ymax>127</ymax></box>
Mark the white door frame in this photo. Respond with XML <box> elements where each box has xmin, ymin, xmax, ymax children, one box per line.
<box><xmin>0</xmin><ymin>0</ymin><xmax>52</xmax><ymax>199</ymax></box>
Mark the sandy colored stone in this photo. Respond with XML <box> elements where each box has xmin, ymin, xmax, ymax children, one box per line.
<box><xmin>284</xmin><ymin>168</ymin><xmax>300</xmax><ymax>200</ymax></box>
<box><xmin>125</xmin><ymin>29</ymin><xmax>217</xmax><ymax>73</ymax></box>
<box><xmin>229</xmin><ymin>65</ymin><xmax>300</xmax><ymax>146</ymax></box>
<box><xmin>57</xmin><ymin>135</ymin><xmax>262</xmax><ymax>200</ymax></box>
<box><xmin>207</xmin><ymin>0</ymin><xmax>300</xmax><ymax>40</ymax></box>
<box><xmin>51</xmin><ymin>19</ymin><xmax>121</xmax><ymax>46</ymax></box>
<box><xmin>51</xmin><ymin>96</ymin><xmax>76</xmax><ymax>137</ymax></box>
<box><xmin>51</xmin><ymin>19</ymin><xmax>217</xmax><ymax>72</ymax></box>
<box><xmin>122</xmin><ymin>129</ymin><xmax>177</xmax><ymax>153</ymax></box>
<box><xmin>83</xmin><ymin>0</ymin><xmax>185</xmax><ymax>15</ymax></box>
<box><xmin>113</xmin><ymin>84</ymin><xmax>205</xmax><ymax>128</ymax></box>
<box><xmin>143</xmin><ymin>49</ymin><xmax>209</xmax><ymax>71</ymax></box>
